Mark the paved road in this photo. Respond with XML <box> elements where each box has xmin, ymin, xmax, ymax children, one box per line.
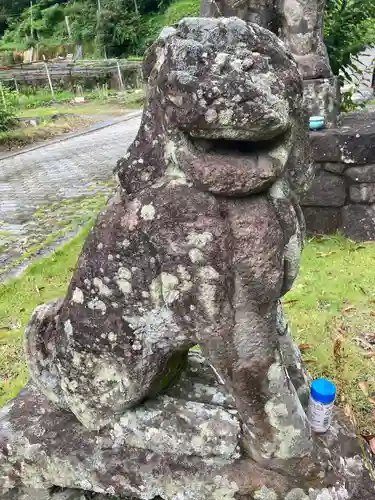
<box><xmin>0</xmin><ymin>112</ymin><xmax>141</xmax><ymax>278</ymax></box>
<box><xmin>0</xmin><ymin>112</ymin><xmax>141</xmax><ymax>225</ymax></box>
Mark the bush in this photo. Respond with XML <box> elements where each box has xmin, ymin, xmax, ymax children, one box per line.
<box><xmin>0</xmin><ymin>85</ymin><xmax>17</xmax><ymax>131</ymax></box>
<box><xmin>164</xmin><ymin>0</ymin><xmax>200</xmax><ymax>25</ymax></box>
<box><xmin>324</xmin><ymin>0</ymin><xmax>375</xmax><ymax>83</ymax></box>
<box><xmin>0</xmin><ymin>50</ymin><xmax>16</xmax><ymax>66</ymax></box>
<box><xmin>137</xmin><ymin>13</ymin><xmax>166</xmax><ymax>55</ymax></box>
<box><xmin>134</xmin><ymin>0</ymin><xmax>200</xmax><ymax>56</ymax></box>
<box><xmin>340</xmin><ymin>88</ymin><xmax>366</xmax><ymax>112</ymax></box>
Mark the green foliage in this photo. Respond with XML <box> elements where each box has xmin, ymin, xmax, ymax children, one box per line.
<box><xmin>324</xmin><ymin>0</ymin><xmax>375</xmax><ymax>82</ymax></box>
<box><xmin>92</xmin><ymin>0</ymin><xmax>145</xmax><ymax>57</ymax></box>
<box><xmin>133</xmin><ymin>0</ymin><xmax>200</xmax><ymax>54</ymax></box>
<box><xmin>340</xmin><ymin>89</ymin><xmax>358</xmax><ymax>112</ymax></box>
<box><xmin>0</xmin><ymin>0</ymin><xmax>32</xmax><ymax>37</ymax></box>
<box><xmin>340</xmin><ymin>88</ymin><xmax>367</xmax><ymax>112</ymax></box>
<box><xmin>0</xmin><ymin>50</ymin><xmax>17</xmax><ymax>65</ymax></box>
<box><xmin>5</xmin><ymin>0</ymin><xmax>375</xmax><ymax>72</ymax></box>
<box><xmin>120</xmin><ymin>88</ymin><xmax>145</xmax><ymax>106</ymax></box>
<box><xmin>0</xmin><ymin>85</ymin><xmax>17</xmax><ymax>131</ymax></box>
<box><xmin>15</xmin><ymin>88</ymin><xmax>75</xmax><ymax>109</ymax></box>
<box><xmin>136</xmin><ymin>12</ymin><xmax>167</xmax><ymax>55</ymax></box>
<box><xmin>164</xmin><ymin>0</ymin><xmax>200</xmax><ymax>25</ymax></box>
<box><xmin>0</xmin><ymin>0</ymin><xmax>201</xmax><ymax>59</ymax></box>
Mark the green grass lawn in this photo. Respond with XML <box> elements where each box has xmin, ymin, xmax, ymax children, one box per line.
<box><xmin>1</xmin><ymin>231</ymin><xmax>375</xmax><ymax>435</ymax></box>
<box><xmin>0</xmin><ymin>89</ymin><xmax>144</xmax><ymax>152</ymax></box>
<box><xmin>17</xmin><ymin>103</ymin><xmax>124</xmax><ymax>119</ymax></box>
<box><xmin>0</xmin><ymin>223</ymin><xmax>92</xmax><ymax>405</ymax></box>
<box><xmin>286</xmin><ymin>234</ymin><xmax>375</xmax><ymax>435</ymax></box>
<box><xmin>0</xmin><ymin>115</ymin><xmax>95</xmax><ymax>151</ymax></box>
<box><xmin>17</xmin><ymin>89</ymin><xmax>144</xmax><ymax>118</ymax></box>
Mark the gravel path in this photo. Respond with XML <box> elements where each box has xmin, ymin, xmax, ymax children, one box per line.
<box><xmin>0</xmin><ymin>112</ymin><xmax>141</xmax><ymax>279</ymax></box>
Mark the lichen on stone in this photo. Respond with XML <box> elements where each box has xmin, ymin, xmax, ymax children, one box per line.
<box><xmin>10</xmin><ymin>13</ymin><xmax>373</xmax><ymax>500</ymax></box>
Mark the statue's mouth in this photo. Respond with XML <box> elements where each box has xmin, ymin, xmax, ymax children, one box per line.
<box><xmin>188</xmin><ymin>130</ymin><xmax>290</xmax><ymax>159</ymax></box>
<box><xmin>176</xmin><ymin>129</ymin><xmax>292</xmax><ymax>195</ymax></box>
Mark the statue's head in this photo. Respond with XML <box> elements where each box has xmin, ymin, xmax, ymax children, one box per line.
<box><xmin>118</xmin><ymin>17</ymin><xmax>312</xmax><ymax>198</ymax></box>
<box><xmin>144</xmin><ymin>18</ymin><xmax>302</xmax><ymax>141</ymax></box>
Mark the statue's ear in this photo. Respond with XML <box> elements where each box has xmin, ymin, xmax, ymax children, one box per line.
<box><xmin>143</xmin><ymin>26</ymin><xmax>177</xmax><ymax>81</ymax></box>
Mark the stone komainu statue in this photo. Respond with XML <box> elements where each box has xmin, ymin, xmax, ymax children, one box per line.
<box><xmin>200</xmin><ymin>0</ymin><xmax>331</xmax><ymax>81</ymax></box>
<box><xmin>200</xmin><ymin>0</ymin><xmax>340</xmax><ymax>129</ymax></box>
<box><xmin>25</xmin><ymin>18</ymin><xmax>314</xmax><ymax>462</ymax></box>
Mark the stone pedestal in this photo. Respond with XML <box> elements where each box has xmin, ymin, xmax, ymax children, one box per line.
<box><xmin>3</xmin><ymin>487</ymin><xmax>112</xmax><ymax>500</ymax></box>
<box><xmin>302</xmin><ymin>111</ymin><xmax>375</xmax><ymax>239</ymax></box>
<box><xmin>3</xmin><ymin>17</ymin><xmax>375</xmax><ymax>500</ymax></box>
<box><xmin>1</xmin><ymin>353</ymin><xmax>375</xmax><ymax>500</ymax></box>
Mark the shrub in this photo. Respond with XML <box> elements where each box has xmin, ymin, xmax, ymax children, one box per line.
<box><xmin>324</xmin><ymin>0</ymin><xmax>375</xmax><ymax>83</ymax></box>
<box><xmin>0</xmin><ymin>50</ymin><xmax>16</xmax><ymax>66</ymax></box>
<box><xmin>134</xmin><ymin>0</ymin><xmax>200</xmax><ymax>56</ymax></box>
<box><xmin>137</xmin><ymin>13</ymin><xmax>167</xmax><ymax>55</ymax></box>
<box><xmin>0</xmin><ymin>85</ymin><xmax>17</xmax><ymax>131</ymax></box>
<box><xmin>164</xmin><ymin>0</ymin><xmax>200</xmax><ymax>25</ymax></box>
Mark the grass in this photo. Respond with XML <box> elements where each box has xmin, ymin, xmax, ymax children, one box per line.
<box><xmin>16</xmin><ymin>90</ymin><xmax>78</xmax><ymax>109</ymax></box>
<box><xmin>0</xmin><ymin>116</ymin><xmax>95</xmax><ymax>151</ymax></box>
<box><xmin>18</xmin><ymin>102</ymin><xmax>121</xmax><ymax>118</ymax></box>
<box><xmin>2</xmin><ymin>230</ymin><xmax>375</xmax><ymax>435</ymax></box>
<box><xmin>0</xmin><ymin>188</ymin><xmax>112</xmax><ymax>406</ymax></box>
<box><xmin>0</xmin><ymin>88</ymin><xmax>144</xmax><ymax>151</ymax></box>
<box><xmin>285</xmin><ymin>234</ymin><xmax>375</xmax><ymax>435</ymax></box>
<box><xmin>0</xmin><ymin>186</ymin><xmax>112</xmax><ymax>278</ymax></box>
<box><xmin>0</xmin><ymin>222</ymin><xmax>93</xmax><ymax>405</ymax></box>
<box><xmin>16</xmin><ymin>88</ymin><xmax>144</xmax><ymax>117</ymax></box>
<box><xmin>17</xmin><ymin>100</ymin><xmax>138</xmax><ymax>119</ymax></box>
<box><xmin>15</xmin><ymin>88</ymin><xmax>119</xmax><ymax>109</ymax></box>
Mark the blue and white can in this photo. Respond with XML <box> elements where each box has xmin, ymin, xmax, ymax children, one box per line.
<box><xmin>307</xmin><ymin>378</ymin><xmax>337</xmax><ymax>433</ymax></box>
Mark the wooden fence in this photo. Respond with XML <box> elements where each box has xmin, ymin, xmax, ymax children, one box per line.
<box><xmin>0</xmin><ymin>59</ymin><xmax>143</xmax><ymax>91</ymax></box>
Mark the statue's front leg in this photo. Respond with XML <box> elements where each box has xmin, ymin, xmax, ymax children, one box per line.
<box><xmin>277</xmin><ymin>301</ymin><xmax>310</xmax><ymax>409</ymax></box>
<box><xmin>25</xmin><ymin>189</ymin><xmax>196</xmax><ymax>430</ymax></box>
<box><xmin>268</xmin><ymin>179</ymin><xmax>311</xmax><ymax>406</ymax></box>
<box><xmin>208</xmin><ymin>196</ymin><xmax>312</xmax><ymax>464</ymax></box>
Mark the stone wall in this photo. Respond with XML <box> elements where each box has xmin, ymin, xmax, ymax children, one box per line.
<box><xmin>302</xmin><ymin>111</ymin><xmax>375</xmax><ymax>240</ymax></box>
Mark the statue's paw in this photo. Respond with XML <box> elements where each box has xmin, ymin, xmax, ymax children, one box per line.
<box><xmin>24</xmin><ymin>299</ymin><xmax>68</xmax><ymax>409</ymax></box>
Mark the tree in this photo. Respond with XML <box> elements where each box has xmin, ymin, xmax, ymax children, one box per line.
<box><xmin>324</xmin><ymin>0</ymin><xmax>375</xmax><ymax>82</ymax></box>
<box><xmin>0</xmin><ymin>0</ymin><xmax>31</xmax><ymax>36</ymax></box>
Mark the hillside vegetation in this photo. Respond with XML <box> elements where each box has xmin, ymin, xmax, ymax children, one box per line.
<box><xmin>0</xmin><ymin>0</ymin><xmax>374</xmax><ymax>86</ymax></box>
<box><xmin>0</xmin><ymin>0</ymin><xmax>200</xmax><ymax>60</ymax></box>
